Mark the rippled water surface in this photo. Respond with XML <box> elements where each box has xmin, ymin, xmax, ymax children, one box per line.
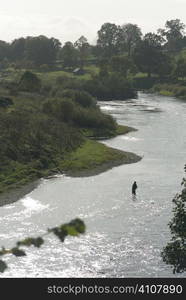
<box><xmin>0</xmin><ymin>92</ymin><xmax>186</xmax><ymax>277</ymax></box>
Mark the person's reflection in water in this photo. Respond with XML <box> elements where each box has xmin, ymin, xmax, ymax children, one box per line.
<box><xmin>132</xmin><ymin>194</ymin><xmax>137</xmax><ymax>201</ymax></box>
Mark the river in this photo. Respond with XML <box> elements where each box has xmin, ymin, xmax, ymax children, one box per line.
<box><xmin>0</xmin><ymin>92</ymin><xmax>186</xmax><ymax>278</ymax></box>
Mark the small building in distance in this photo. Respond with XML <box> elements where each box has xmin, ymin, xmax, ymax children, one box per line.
<box><xmin>72</xmin><ymin>68</ymin><xmax>85</xmax><ymax>75</ymax></box>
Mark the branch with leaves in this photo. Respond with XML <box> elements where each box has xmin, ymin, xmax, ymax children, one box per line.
<box><xmin>0</xmin><ymin>218</ymin><xmax>86</xmax><ymax>273</ymax></box>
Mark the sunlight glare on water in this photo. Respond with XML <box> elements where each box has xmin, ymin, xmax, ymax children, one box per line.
<box><xmin>0</xmin><ymin>92</ymin><xmax>186</xmax><ymax>278</ymax></box>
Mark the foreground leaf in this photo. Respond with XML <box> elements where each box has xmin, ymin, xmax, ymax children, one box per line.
<box><xmin>17</xmin><ymin>237</ymin><xmax>44</xmax><ymax>248</ymax></box>
<box><xmin>0</xmin><ymin>260</ymin><xmax>8</xmax><ymax>273</ymax></box>
<box><xmin>11</xmin><ymin>248</ymin><xmax>26</xmax><ymax>257</ymax></box>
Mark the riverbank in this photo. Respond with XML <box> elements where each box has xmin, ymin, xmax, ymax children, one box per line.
<box><xmin>58</xmin><ymin>139</ymin><xmax>141</xmax><ymax>177</ymax></box>
<box><xmin>0</xmin><ymin>125</ymin><xmax>141</xmax><ymax>207</ymax></box>
<box><xmin>150</xmin><ymin>83</ymin><xmax>186</xmax><ymax>100</ymax></box>
<box><xmin>0</xmin><ymin>179</ymin><xmax>40</xmax><ymax>207</ymax></box>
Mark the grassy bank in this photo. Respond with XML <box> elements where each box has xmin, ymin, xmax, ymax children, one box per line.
<box><xmin>80</xmin><ymin>124</ymin><xmax>136</xmax><ymax>139</ymax></box>
<box><xmin>151</xmin><ymin>83</ymin><xmax>186</xmax><ymax>100</ymax></box>
<box><xmin>115</xmin><ymin>125</ymin><xmax>137</xmax><ymax>136</ymax></box>
<box><xmin>0</xmin><ymin>162</ymin><xmax>60</xmax><ymax>196</ymax></box>
<box><xmin>0</xmin><ymin>126</ymin><xmax>141</xmax><ymax>205</ymax></box>
<box><xmin>58</xmin><ymin>139</ymin><xmax>141</xmax><ymax>177</ymax></box>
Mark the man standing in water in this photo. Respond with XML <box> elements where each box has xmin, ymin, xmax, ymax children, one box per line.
<box><xmin>132</xmin><ymin>181</ymin><xmax>137</xmax><ymax>196</ymax></box>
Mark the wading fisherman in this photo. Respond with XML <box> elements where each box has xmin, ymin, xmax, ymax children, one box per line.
<box><xmin>132</xmin><ymin>181</ymin><xmax>137</xmax><ymax>195</ymax></box>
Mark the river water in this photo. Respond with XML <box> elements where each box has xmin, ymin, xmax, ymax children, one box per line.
<box><xmin>0</xmin><ymin>92</ymin><xmax>186</xmax><ymax>278</ymax></box>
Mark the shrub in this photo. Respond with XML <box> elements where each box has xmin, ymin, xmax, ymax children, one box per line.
<box><xmin>56</xmin><ymin>89</ymin><xmax>97</xmax><ymax>108</ymax></box>
<box><xmin>19</xmin><ymin>71</ymin><xmax>41</xmax><ymax>92</ymax></box>
<box><xmin>83</xmin><ymin>73</ymin><xmax>137</xmax><ymax>100</ymax></box>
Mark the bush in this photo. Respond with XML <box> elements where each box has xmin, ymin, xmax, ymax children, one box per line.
<box><xmin>43</xmin><ymin>98</ymin><xmax>75</xmax><ymax>123</ymax></box>
<box><xmin>56</xmin><ymin>89</ymin><xmax>97</xmax><ymax>108</ymax></box>
<box><xmin>19</xmin><ymin>71</ymin><xmax>41</xmax><ymax>92</ymax></box>
<box><xmin>54</xmin><ymin>75</ymin><xmax>84</xmax><ymax>90</ymax></box>
<box><xmin>73</xmin><ymin>106</ymin><xmax>116</xmax><ymax>133</ymax></box>
<box><xmin>133</xmin><ymin>77</ymin><xmax>158</xmax><ymax>89</ymax></box>
<box><xmin>43</xmin><ymin>95</ymin><xmax>116</xmax><ymax>135</ymax></box>
<box><xmin>152</xmin><ymin>83</ymin><xmax>186</xmax><ymax>99</ymax></box>
<box><xmin>83</xmin><ymin>73</ymin><xmax>137</xmax><ymax>100</ymax></box>
<box><xmin>0</xmin><ymin>109</ymin><xmax>83</xmax><ymax>166</ymax></box>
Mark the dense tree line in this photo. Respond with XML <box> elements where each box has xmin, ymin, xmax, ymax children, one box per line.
<box><xmin>0</xmin><ymin>35</ymin><xmax>90</xmax><ymax>69</ymax></box>
<box><xmin>0</xmin><ymin>19</ymin><xmax>186</xmax><ymax>77</ymax></box>
<box><xmin>0</xmin><ymin>19</ymin><xmax>186</xmax><ymax>102</ymax></box>
<box><xmin>0</xmin><ymin>36</ymin><xmax>61</xmax><ymax>67</ymax></box>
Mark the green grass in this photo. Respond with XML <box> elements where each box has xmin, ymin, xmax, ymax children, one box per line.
<box><xmin>1</xmin><ymin>68</ymin><xmax>83</xmax><ymax>86</ymax></box>
<box><xmin>134</xmin><ymin>72</ymin><xmax>148</xmax><ymax>78</ymax></box>
<box><xmin>84</xmin><ymin>65</ymin><xmax>99</xmax><ymax>75</ymax></box>
<box><xmin>79</xmin><ymin>125</ymin><xmax>135</xmax><ymax>139</ymax></box>
<box><xmin>0</xmin><ymin>165</ymin><xmax>40</xmax><ymax>194</ymax></box>
<box><xmin>60</xmin><ymin>139</ymin><xmax>119</xmax><ymax>171</ymax></box>
<box><xmin>38</xmin><ymin>65</ymin><xmax>99</xmax><ymax>84</ymax></box>
<box><xmin>159</xmin><ymin>90</ymin><xmax>174</xmax><ymax>97</ymax></box>
<box><xmin>36</xmin><ymin>70</ymin><xmax>73</xmax><ymax>85</ymax></box>
<box><xmin>58</xmin><ymin>139</ymin><xmax>141</xmax><ymax>176</ymax></box>
<box><xmin>79</xmin><ymin>128</ymin><xmax>96</xmax><ymax>137</ymax></box>
<box><xmin>115</xmin><ymin>125</ymin><xmax>136</xmax><ymax>135</ymax></box>
<box><xmin>0</xmin><ymin>134</ymin><xmax>141</xmax><ymax>194</ymax></box>
<box><xmin>151</xmin><ymin>83</ymin><xmax>186</xmax><ymax>100</ymax></box>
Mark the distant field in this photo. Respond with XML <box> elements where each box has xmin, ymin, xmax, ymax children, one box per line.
<box><xmin>37</xmin><ymin>65</ymin><xmax>99</xmax><ymax>84</ymax></box>
<box><xmin>0</xmin><ymin>64</ymin><xmax>99</xmax><ymax>88</ymax></box>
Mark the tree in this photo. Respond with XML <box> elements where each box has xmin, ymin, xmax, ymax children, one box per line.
<box><xmin>173</xmin><ymin>57</ymin><xmax>186</xmax><ymax>80</ymax></box>
<box><xmin>25</xmin><ymin>35</ymin><xmax>61</xmax><ymax>66</ymax></box>
<box><xmin>143</xmin><ymin>32</ymin><xmax>163</xmax><ymax>48</ymax></box>
<box><xmin>120</xmin><ymin>23</ymin><xmax>142</xmax><ymax>56</ymax></box>
<box><xmin>133</xmin><ymin>33</ymin><xmax>163</xmax><ymax>78</ymax></box>
<box><xmin>97</xmin><ymin>23</ymin><xmax>120</xmax><ymax>57</ymax></box>
<box><xmin>74</xmin><ymin>36</ymin><xmax>90</xmax><ymax>68</ymax></box>
<box><xmin>161</xmin><ymin>166</ymin><xmax>186</xmax><ymax>274</ymax></box>
<box><xmin>180</xmin><ymin>36</ymin><xmax>186</xmax><ymax>50</ymax></box>
<box><xmin>155</xmin><ymin>53</ymin><xmax>174</xmax><ymax>79</ymax></box>
<box><xmin>109</xmin><ymin>55</ymin><xmax>137</xmax><ymax>77</ymax></box>
<box><xmin>10</xmin><ymin>38</ymin><xmax>26</xmax><ymax>61</ymax></box>
<box><xmin>84</xmin><ymin>71</ymin><xmax>137</xmax><ymax>100</ymax></box>
<box><xmin>0</xmin><ymin>40</ymin><xmax>10</xmax><ymax>62</ymax></box>
<box><xmin>158</xmin><ymin>19</ymin><xmax>186</xmax><ymax>52</ymax></box>
<box><xmin>60</xmin><ymin>41</ymin><xmax>79</xmax><ymax>69</ymax></box>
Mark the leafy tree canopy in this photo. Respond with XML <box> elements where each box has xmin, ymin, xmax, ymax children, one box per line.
<box><xmin>25</xmin><ymin>35</ymin><xmax>61</xmax><ymax>66</ymax></box>
<box><xmin>158</xmin><ymin>19</ymin><xmax>186</xmax><ymax>52</ymax></box>
<box><xmin>120</xmin><ymin>23</ymin><xmax>142</xmax><ymax>56</ymax></box>
<box><xmin>97</xmin><ymin>23</ymin><xmax>121</xmax><ymax>57</ymax></box>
